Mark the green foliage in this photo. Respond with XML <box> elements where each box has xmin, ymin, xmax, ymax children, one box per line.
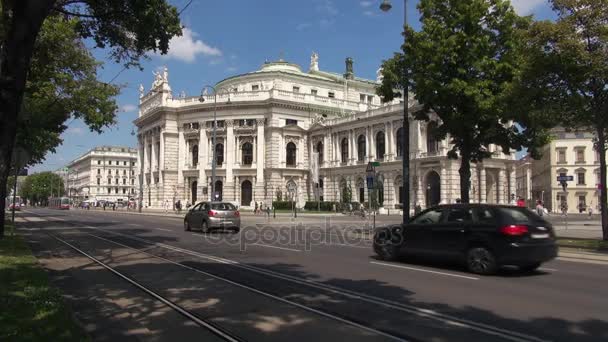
<box><xmin>16</xmin><ymin>16</ymin><xmax>120</xmax><ymax>167</ymax></box>
<box><xmin>272</xmin><ymin>201</ymin><xmax>295</xmax><ymax>210</ymax></box>
<box><xmin>20</xmin><ymin>172</ymin><xmax>65</xmax><ymax>205</ymax></box>
<box><xmin>304</xmin><ymin>201</ymin><xmax>336</xmax><ymax>211</ymax></box>
<box><xmin>6</xmin><ymin>176</ymin><xmax>15</xmax><ymax>195</ymax></box>
<box><xmin>340</xmin><ymin>183</ymin><xmax>352</xmax><ymax>203</ymax></box>
<box><xmin>378</xmin><ymin>0</ymin><xmax>540</xmax><ymax>202</ymax></box>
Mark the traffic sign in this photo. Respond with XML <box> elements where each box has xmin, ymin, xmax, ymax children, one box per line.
<box><xmin>556</xmin><ymin>176</ymin><xmax>574</xmax><ymax>182</ymax></box>
<box><xmin>367</xmin><ymin>176</ymin><xmax>374</xmax><ymax>190</ymax></box>
<box><xmin>366</xmin><ymin>162</ymin><xmax>375</xmax><ymax>174</ymax></box>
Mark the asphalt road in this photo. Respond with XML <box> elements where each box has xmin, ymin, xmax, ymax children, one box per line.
<box><xmin>17</xmin><ymin>208</ymin><xmax>608</xmax><ymax>342</ymax></box>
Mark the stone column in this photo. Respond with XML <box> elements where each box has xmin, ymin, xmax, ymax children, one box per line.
<box><xmin>498</xmin><ymin>168</ymin><xmax>506</xmax><ymax>204</ymax></box>
<box><xmin>348</xmin><ymin>129</ymin><xmax>354</xmax><ymax>165</ymax></box>
<box><xmin>177</xmin><ymin>130</ymin><xmax>184</xmax><ymax>186</ymax></box>
<box><xmin>385</xmin><ymin>122</ymin><xmax>391</xmax><ymax>162</ymax></box>
<box><xmin>369</xmin><ymin>126</ymin><xmax>376</xmax><ymax>161</ymax></box>
<box><xmin>256</xmin><ymin>119</ymin><xmax>265</xmax><ymax>200</ymax></box>
<box><xmin>225</xmin><ymin>121</ymin><xmax>235</xmax><ymax>201</ymax></box>
<box><xmin>323</xmin><ymin>134</ymin><xmax>329</xmax><ymax>168</ymax></box>
<box><xmin>416</xmin><ymin>121</ymin><xmax>423</xmax><ymax>156</ymax></box>
<box><xmin>526</xmin><ymin>167</ymin><xmax>532</xmax><ymax>201</ymax></box>
<box><xmin>159</xmin><ymin>130</ymin><xmax>165</xmax><ymax>181</ymax></box>
<box><xmin>440</xmin><ymin>164</ymin><xmax>448</xmax><ymax>203</ymax></box>
<box><xmin>509</xmin><ymin>167</ymin><xmax>516</xmax><ymax>200</ymax></box>
<box><xmin>479</xmin><ymin>167</ymin><xmax>487</xmax><ymax>203</ymax></box>
<box><xmin>150</xmin><ymin>137</ymin><xmax>156</xmax><ymax>174</ymax></box>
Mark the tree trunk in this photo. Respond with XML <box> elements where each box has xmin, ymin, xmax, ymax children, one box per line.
<box><xmin>459</xmin><ymin>149</ymin><xmax>472</xmax><ymax>203</ymax></box>
<box><xmin>597</xmin><ymin>128</ymin><xmax>608</xmax><ymax>241</ymax></box>
<box><xmin>0</xmin><ymin>0</ymin><xmax>54</xmax><ymax>237</ymax></box>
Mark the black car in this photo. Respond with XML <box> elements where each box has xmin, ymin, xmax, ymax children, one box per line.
<box><xmin>373</xmin><ymin>204</ymin><xmax>558</xmax><ymax>275</ymax></box>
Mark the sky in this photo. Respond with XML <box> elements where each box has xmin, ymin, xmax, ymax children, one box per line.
<box><xmin>31</xmin><ymin>0</ymin><xmax>556</xmax><ymax>173</ymax></box>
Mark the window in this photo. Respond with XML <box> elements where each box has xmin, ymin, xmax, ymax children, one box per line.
<box><xmin>109</xmin><ymin>160</ymin><xmax>112</xmax><ymax>165</ymax></box>
<box><xmin>411</xmin><ymin>208</ymin><xmax>443</xmax><ymax>225</ymax></box>
<box><xmin>97</xmin><ymin>160</ymin><xmax>101</xmax><ymax>165</ymax></box>
<box><xmin>316</xmin><ymin>141</ymin><xmax>324</xmax><ymax>163</ymax></box>
<box><xmin>131</xmin><ymin>179</ymin><xmax>135</xmax><ymax>185</ymax></box>
<box><xmin>252</xmin><ymin>84</ymin><xmax>259</xmax><ymax>91</ymax></box>
<box><xmin>108</xmin><ymin>170</ymin><xmax>111</xmax><ymax>175</ymax></box>
<box><xmin>578</xmin><ymin>195</ymin><xmax>587</xmax><ymax>210</ymax></box>
<box><xmin>311</xmin><ymin>89</ymin><xmax>318</xmax><ymax>96</ymax></box>
<box><xmin>97</xmin><ymin>169</ymin><xmax>101</xmax><ymax>175</ymax></box>
<box><xmin>124</xmin><ymin>161</ymin><xmax>127</xmax><ymax>166</ymax></box>
<box><xmin>97</xmin><ymin>179</ymin><xmax>100</xmax><ymax>185</ymax></box>
<box><xmin>132</xmin><ymin>170</ymin><xmax>135</xmax><ymax>175</ymax></box>
<box><xmin>446</xmin><ymin>208</ymin><xmax>474</xmax><ymax>223</ymax></box>
<box><xmin>341</xmin><ymin>138</ymin><xmax>348</xmax><ymax>163</ymax></box>
<box><xmin>293</xmin><ymin>86</ymin><xmax>300</xmax><ymax>93</ymax></box>
<box><xmin>576</xmin><ymin>149</ymin><xmax>585</xmax><ymax>163</ymax></box>
<box><xmin>328</xmin><ymin>92</ymin><xmax>335</xmax><ymax>98</ymax></box>
<box><xmin>427</xmin><ymin>122</ymin><xmax>439</xmax><ymax>155</ymax></box>
<box><xmin>557</xmin><ymin>149</ymin><xmax>567</xmax><ymax>163</ymax></box>
<box><xmin>115</xmin><ymin>187</ymin><xmax>119</xmax><ymax>194</ymax></box>
<box><xmin>396</xmin><ymin>127</ymin><xmax>405</xmax><ymax>157</ymax></box>
<box><xmin>215</xmin><ymin>143</ymin><xmax>224</xmax><ymax>166</ymax></box>
<box><xmin>123</xmin><ymin>188</ymin><xmax>126</xmax><ymax>194</ymax></box>
<box><xmin>192</xmin><ymin>145</ymin><xmax>199</xmax><ymax>167</ymax></box>
<box><xmin>239</xmin><ymin>119</ymin><xmax>254</xmax><ymax>127</ymax></box>
<box><xmin>497</xmin><ymin>207</ymin><xmax>535</xmax><ymax>224</ymax></box>
<box><xmin>360</xmin><ymin>94</ymin><xmax>366</xmax><ymax>103</ymax></box>
<box><xmin>123</xmin><ymin>170</ymin><xmax>126</xmax><ymax>175</ymax></box>
<box><xmin>577</xmin><ymin>171</ymin><xmax>586</xmax><ymax>185</ymax></box>
<box><xmin>286</xmin><ymin>142</ymin><xmax>297</xmax><ymax>166</ymax></box>
<box><xmin>107</xmin><ymin>178</ymin><xmax>111</xmax><ymax>184</ymax></box>
<box><xmin>357</xmin><ymin>135</ymin><xmax>366</xmax><ymax>161</ymax></box>
<box><xmin>376</xmin><ymin>131</ymin><xmax>385</xmax><ymax>159</ymax></box>
<box><xmin>286</xmin><ymin>119</ymin><xmax>298</xmax><ymax>126</ymax></box>
<box><xmin>115</xmin><ymin>178</ymin><xmax>119</xmax><ymax>184</ymax></box>
<box><xmin>475</xmin><ymin>207</ymin><xmax>495</xmax><ymax>225</ymax></box>
<box><xmin>242</xmin><ymin>142</ymin><xmax>253</xmax><ymax>165</ymax></box>
<box><xmin>132</xmin><ymin>162</ymin><xmax>136</xmax><ymax>166</ymax></box>
<box><xmin>108</xmin><ymin>187</ymin><xmax>111</xmax><ymax>194</ymax></box>
<box><xmin>367</xmin><ymin>95</ymin><xmax>374</xmax><ymax>104</ymax></box>
<box><xmin>123</xmin><ymin>179</ymin><xmax>126</xmax><ymax>185</ymax></box>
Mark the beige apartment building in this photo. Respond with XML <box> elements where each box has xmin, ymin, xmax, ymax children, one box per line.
<box><xmin>530</xmin><ymin>128</ymin><xmax>605</xmax><ymax>214</ymax></box>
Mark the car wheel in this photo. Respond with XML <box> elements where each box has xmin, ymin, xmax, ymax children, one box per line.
<box><xmin>373</xmin><ymin>228</ymin><xmax>401</xmax><ymax>261</ymax></box>
<box><xmin>184</xmin><ymin>220</ymin><xmax>191</xmax><ymax>231</ymax></box>
<box><xmin>201</xmin><ymin>220</ymin><xmax>210</xmax><ymax>233</ymax></box>
<box><xmin>520</xmin><ymin>262</ymin><xmax>541</xmax><ymax>273</ymax></box>
<box><xmin>232</xmin><ymin>227</ymin><xmax>240</xmax><ymax>234</ymax></box>
<box><xmin>466</xmin><ymin>247</ymin><xmax>497</xmax><ymax>275</ymax></box>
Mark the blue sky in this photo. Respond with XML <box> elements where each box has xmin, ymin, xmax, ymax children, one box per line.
<box><xmin>32</xmin><ymin>0</ymin><xmax>555</xmax><ymax>172</ymax></box>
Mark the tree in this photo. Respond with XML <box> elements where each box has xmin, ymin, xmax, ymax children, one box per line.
<box><xmin>378</xmin><ymin>0</ymin><xmax>546</xmax><ymax>203</ymax></box>
<box><xmin>0</xmin><ymin>0</ymin><xmax>182</xmax><ymax>237</ymax></box>
<box><xmin>20</xmin><ymin>172</ymin><xmax>65</xmax><ymax>206</ymax></box>
<box><xmin>510</xmin><ymin>0</ymin><xmax>608</xmax><ymax>240</ymax></box>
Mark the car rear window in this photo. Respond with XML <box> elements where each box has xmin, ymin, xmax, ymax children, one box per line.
<box><xmin>497</xmin><ymin>207</ymin><xmax>538</xmax><ymax>224</ymax></box>
<box><xmin>211</xmin><ymin>203</ymin><xmax>236</xmax><ymax>210</ymax></box>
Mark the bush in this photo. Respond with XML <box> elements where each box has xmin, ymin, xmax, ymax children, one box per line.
<box><xmin>304</xmin><ymin>201</ymin><xmax>336</xmax><ymax>211</ymax></box>
<box><xmin>272</xmin><ymin>201</ymin><xmax>294</xmax><ymax>210</ymax></box>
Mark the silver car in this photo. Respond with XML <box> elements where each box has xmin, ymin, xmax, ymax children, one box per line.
<box><xmin>184</xmin><ymin>202</ymin><xmax>241</xmax><ymax>233</ymax></box>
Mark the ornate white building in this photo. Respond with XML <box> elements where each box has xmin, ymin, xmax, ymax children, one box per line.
<box><xmin>134</xmin><ymin>54</ymin><xmax>517</xmax><ymax>211</ymax></box>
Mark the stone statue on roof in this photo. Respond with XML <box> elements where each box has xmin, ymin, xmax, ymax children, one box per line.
<box><xmin>139</xmin><ymin>84</ymin><xmax>144</xmax><ymax>98</ymax></box>
<box><xmin>162</xmin><ymin>66</ymin><xmax>169</xmax><ymax>82</ymax></box>
<box><xmin>310</xmin><ymin>51</ymin><xmax>319</xmax><ymax>72</ymax></box>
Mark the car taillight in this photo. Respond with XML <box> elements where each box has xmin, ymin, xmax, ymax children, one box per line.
<box><xmin>234</xmin><ymin>211</ymin><xmax>240</xmax><ymax>217</ymax></box>
<box><xmin>208</xmin><ymin>210</ymin><xmax>217</xmax><ymax>217</ymax></box>
<box><xmin>500</xmin><ymin>225</ymin><xmax>528</xmax><ymax>236</ymax></box>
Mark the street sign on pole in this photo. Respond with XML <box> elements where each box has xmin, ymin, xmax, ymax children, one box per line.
<box><xmin>556</xmin><ymin>176</ymin><xmax>574</xmax><ymax>182</ymax></box>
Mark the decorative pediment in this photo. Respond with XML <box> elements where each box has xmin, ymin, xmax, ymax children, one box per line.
<box><xmin>285</xmin><ymin>135</ymin><xmax>300</xmax><ymax>144</ymax></box>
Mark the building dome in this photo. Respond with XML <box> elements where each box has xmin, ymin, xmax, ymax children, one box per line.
<box><xmin>259</xmin><ymin>60</ymin><xmax>302</xmax><ymax>73</ymax></box>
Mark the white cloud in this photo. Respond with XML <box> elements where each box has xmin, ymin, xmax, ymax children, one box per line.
<box><xmin>230</xmin><ymin>54</ymin><xmax>237</xmax><ymax>60</ymax></box>
<box><xmin>296</xmin><ymin>22</ymin><xmax>312</xmax><ymax>31</ymax></box>
<box><xmin>209</xmin><ymin>59</ymin><xmax>223</xmax><ymax>66</ymax></box>
<box><xmin>510</xmin><ymin>0</ymin><xmax>546</xmax><ymax>15</ymax></box>
<box><xmin>316</xmin><ymin>0</ymin><xmax>338</xmax><ymax>16</ymax></box>
<box><xmin>226</xmin><ymin>66</ymin><xmax>237</xmax><ymax>72</ymax></box>
<box><xmin>67</xmin><ymin>127</ymin><xmax>85</xmax><ymax>136</ymax></box>
<box><xmin>120</xmin><ymin>104</ymin><xmax>137</xmax><ymax>113</ymax></box>
<box><xmin>360</xmin><ymin>1</ymin><xmax>373</xmax><ymax>7</ymax></box>
<box><xmin>159</xmin><ymin>27</ymin><xmax>222</xmax><ymax>63</ymax></box>
<box><xmin>363</xmin><ymin>10</ymin><xmax>378</xmax><ymax>17</ymax></box>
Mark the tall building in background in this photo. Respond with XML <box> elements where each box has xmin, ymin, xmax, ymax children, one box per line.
<box><xmin>530</xmin><ymin>128</ymin><xmax>605</xmax><ymax>214</ymax></box>
<box><xmin>65</xmin><ymin>146</ymin><xmax>138</xmax><ymax>204</ymax></box>
<box><xmin>135</xmin><ymin>53</ymin><xmax>515</xmax><ymax>210</ymax></box>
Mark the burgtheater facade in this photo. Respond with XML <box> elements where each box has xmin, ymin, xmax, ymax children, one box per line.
<box><xmin>135</xmin><ymin>53</ymin><xmax>517</xmax><ymax>211</ymax></box>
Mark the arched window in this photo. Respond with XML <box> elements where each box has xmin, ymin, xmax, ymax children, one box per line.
<box><xmin>215</xmin><ymin>143</ymin><xmax>224</xmax><ymax>166</ymax></box>
<box><xmin>192</xmin><ymin>145</ymin><xmax>199</xmax><ymax>167</ymax></box>
<box><xmin>316</xmin><ymin>141</ymin><xmax>324</xmax><ymax>163</ymax></box>
<box><xmin>396</xmin><ymin>127</ymin><xmax>404</xmax><ymax>157</ymax></box>
<box><xmin>376</xmin><ymin>131</ymin><xmax>385</xmax><ymax>160</ymax></box>
<box><xmin>427</xmin><ymin>121</ymin><xmax>439</xmax><ymax>155</ymax></box>
<box><xmin>242</xmin><ymin>142</ymin><xmax>253</xmax><ymax>165</ymax></box>
<box><xmin>357</xmin><ymin>135</ymin><xmax>366</xmax><ymax>161</ymax></box>
<box><xmin>286</xmin><ymin>142</ymin><xmax>297</xmax><ymax>166</ymax></box>
<box><xmin>341</xmin><ymin>138</ymin><xmax>348</xmax><ymax>163</ymax></box>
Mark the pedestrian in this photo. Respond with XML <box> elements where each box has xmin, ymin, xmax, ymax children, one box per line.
<box><xmin>535</xmin><ymin>200</ymin><xmax>544</xmax><ymax>216</ymax></box>
<box><xmin>414</xmin><ymin>203</ymin><xmax>422</xmax><ymax>215</ymax></box>
<box><xmin>112</xmin><ymin>202</ymin><xmax>116</xmax><ymax>211</ymax></box>
<box><xmin>266</xmin><ymin>206</ymin><xmax>270</xmax><ymax>218</ymax></box>
<box><xmin>254</xmin><ymin>201</ymin><xmax>258</xmax><ymax>215</ymax></box>
<box><xmin>176</xmin><ymin>200</ymin><xmax>182</xmax><ymax>214</ymax></box>
<box><xmin>589</xmin><ymin>205</ymin><xmax>594</xmax><ymax>217</ymax></box>
<box><xmin>164</xmin><ymin>200</ymin><xmax>168</xmax><ymax>213</ymax></box>
<box><xmin>561</xmin><ymin>201</ymin><xmax>568</xmax><ymax>217</ymax></box>
<box><xmin>578</xmin><ymin>202</ymin><xmax>584</xmax><ymax>214</ymax></box>
<box><xmin>509</xmin><ymin>193</ymin><xmax>517</xmax><ymax>206</ymax></box>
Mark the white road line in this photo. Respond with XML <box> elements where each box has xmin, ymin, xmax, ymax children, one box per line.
<box><xmin>538</xmin><ymin>267</ymin><xmax>558</xmax><ymax>272</ymax></box>
<box><xmin>192</xmin><ymin>233</ymin><xmax>205</xmax><ymax>237</ymax></box>
<box><xmin>252</xmin><ymin>243</ymin><xmax>302</xmax><ymax>252</ymax></box>
<box><xmin>155</xmin><ymin>228</ymin><xmax>172</xmax><ymax>232</ymax></box>
<box><xmin>557</xmin><ymin>257</ymin><xmax>608</xmax><ymax>266</ymax></box>
<box><xmin>128</xmin><ymin>223</ymin><xmax>142</xmax><ymax>227</ymax></box>
<box><xmin>370</xmin><ymin>261</ymin><xmax>479</xmax><ymax>280</ymax></box>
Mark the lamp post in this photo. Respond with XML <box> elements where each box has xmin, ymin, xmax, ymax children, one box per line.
<box><xmin>199</xmin><ymin>85</ymin><xmax>231</xmax><ymax>202</ymax></box>
<box><xmin>380</xmin><ymin>0</ymin><xmax>410</xmax><ymax>223</ymax></box>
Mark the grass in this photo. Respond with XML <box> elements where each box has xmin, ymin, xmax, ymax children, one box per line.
<box><xmin>0</xmin><ymin>225</ymin><xmax>89</xmax><ymax>342</ymax></box>
<box><xmin>557</xmin><ymin>237</ymin><xmax>608</xmax><ymax>252</ymax></box>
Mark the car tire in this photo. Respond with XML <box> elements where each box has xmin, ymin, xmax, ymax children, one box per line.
<box><xmin>232</xmin><ymin>227</ymin><xmax>240</xmax><ymax>234</ymax></box>
<box><xmin>520</xmin><ymin>262</ymin><xmax>541</xmax><ymax>273</ymax></box>
<box><xmin>184</xmin><ymin>220</ymin><xmax>191</xmax><ymax>231</ymax></box>
<box><xmin>373</xmin><ymin>227</ymin><xmax>401</xmax><ymax>261</ymax></box>
<box><xmin>466</xmin><ymin>247</ymin><xmax>498</xmax><ymax>275</ymax></box>
<box><xmin>201</xmin><ymin>220</ymin><xmax>210</xmax><ymax>233</ymax></box>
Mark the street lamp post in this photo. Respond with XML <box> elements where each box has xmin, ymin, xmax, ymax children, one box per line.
<box><xmin>380</xmin><ymin>0</ymin><xmax>410</xmax><ymax>223</ymax></box>
<box><xmin>199</xmin><ymin>85</ymin><xmax>231</xmax><ymax>202</ymax></box>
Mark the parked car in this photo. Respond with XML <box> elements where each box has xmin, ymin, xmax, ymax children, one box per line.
<box><xmin>184</xmin><ymin>201</ymin><xmax>240</xmax><ymax>233</ymax></box>
<box><xmin>373</xmin><ymin>204</ymin><xmax>558</xmax><ymax>275</ymax></box>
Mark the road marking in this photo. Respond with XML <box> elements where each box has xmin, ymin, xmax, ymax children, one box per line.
<box><xmin>192</xmin><ymin>233</ymin><xmax>205</xmax><ymax>237</ymax></box>
<box><xmin>155</xmin><ymin>228</ymin><xmax>172</xmax><ymax>232</ymax></box>
<box><xmin>128</xmin><ymin>223</ymin><xmax>142</xmax><ymax>227</ymax></box>
<box><xmin>557</xmin><ymin>257</ymin><xmax>608</xmax><ymax>266</ymax></box>
<box><xmin>252</xmin><ymin>243</ymin><xmax>301</xmax><ymax>252</ymax></box>
<box><xmin>370</xmin><ymin>261</ymin><xmax>479</xmax><ymax>280</ymax></box>
<box><xmin>538</xmin><ymin>267</ymin><xmax>558</xmax><ymax>272</ymax></box>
